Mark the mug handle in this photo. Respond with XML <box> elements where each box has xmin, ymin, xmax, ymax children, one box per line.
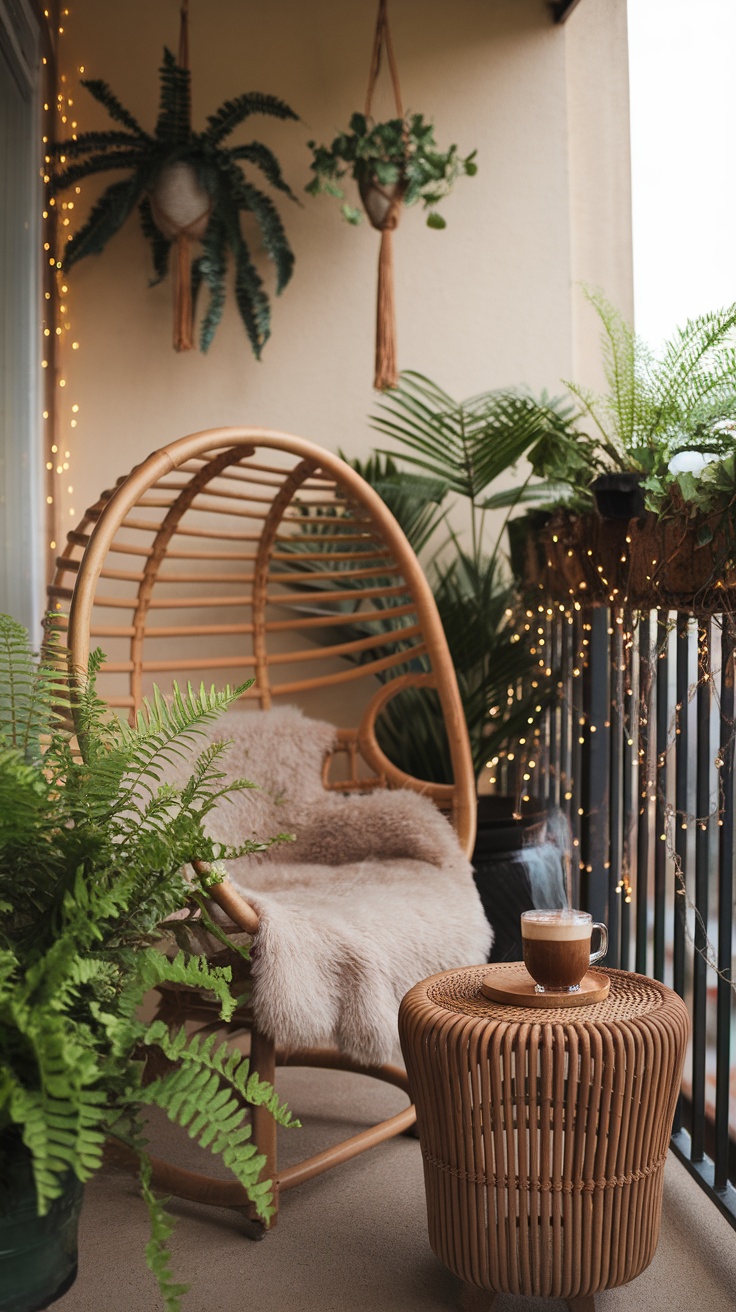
<box><xmin>589</xmin><ymin>922</ymin><xmax>608</xmax><ymax>967</ymax></box>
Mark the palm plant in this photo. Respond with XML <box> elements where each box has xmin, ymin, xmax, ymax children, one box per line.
<box><xmin>0</xmin><ymin>616</ymin><xmax>296</xmax><ymax>1309</ymax></box>
<box><xmin>51</xmin><ymin>49</ymin><xmax>298</xmax><ymax>356</ymax></box>
<box><xmin>364</xmin><ymin>372</ymin><xmax>573</xmax><ymax>783</ymax></box>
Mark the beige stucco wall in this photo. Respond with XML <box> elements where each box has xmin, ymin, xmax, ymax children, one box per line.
<box><xmin>52</xmin><ymin>0</ymin><xmax>632</xmax><ymax>540</ymax></box>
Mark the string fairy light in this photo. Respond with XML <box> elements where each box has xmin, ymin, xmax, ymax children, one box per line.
<box><xmin>41</xmin><ymin>6</ymin><xmax>82</xmax><ymax>579</ymax></box>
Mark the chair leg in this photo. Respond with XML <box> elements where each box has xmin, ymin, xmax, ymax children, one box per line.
<box><xmin>567</xmin><ymin>1297</ymin><xmax>596</xmax><ymax>1311</ymax></box>
<box><xmin>248</xmin><ymin>1023</ymin><xmax>279</xmax><ymax>1236</ymax></box>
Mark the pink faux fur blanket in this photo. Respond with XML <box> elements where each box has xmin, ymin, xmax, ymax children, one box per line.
<box><xmin>189</xmin><ymin>706</ymin><xmax>492</xmax><ymax>1067</ymax></box>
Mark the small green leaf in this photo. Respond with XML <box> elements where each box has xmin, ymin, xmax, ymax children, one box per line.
<box><xmin>426</xmin><ymin>211</ymin><xmax>447</xmax><ymax>230</ymax></box>
<box><xmin>697</xmin><ymin>522</ymin><xmax>714</xmax><ymax>545</ymax></box>
<box><xmin>341</xmin><ymin>204</ymin><xmax>363</xmax><ymax>225</ymax></box>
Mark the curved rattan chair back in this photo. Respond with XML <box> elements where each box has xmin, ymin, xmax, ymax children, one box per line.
<box><xmin>49</xmin><ymin>428</ymin><xmax>476</xmax><ymax>853</ymax></box>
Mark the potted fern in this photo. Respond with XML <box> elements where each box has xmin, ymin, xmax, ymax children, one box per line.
<box><xmin>0</xmin><ymin>615</ymin><xmax>295</xmax><ymax>1311</ymax></box>
<box><xmin>51</xmin><ymin>46</ymin><xmax>298</xmax><ymax>355</ymax></box>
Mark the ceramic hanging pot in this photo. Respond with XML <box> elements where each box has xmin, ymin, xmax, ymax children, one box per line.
<box><xmin>148</xmin><ymin>161</ymin><xmax>212</xmax><ymax>239</ymax></box>
<box><xmin>358</xmin><ymin>176</ymin><xmax>406</xmax><ymax>231</ymax></box>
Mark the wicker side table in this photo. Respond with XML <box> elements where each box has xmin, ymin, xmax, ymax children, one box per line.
<box><xmin>398</xmin><ymin>965</ymin><xmax>689</xmax><ymax>1311</ymax></box>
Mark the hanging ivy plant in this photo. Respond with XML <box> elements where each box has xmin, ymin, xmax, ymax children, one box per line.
<box><xmin>306</xmin><ymin>111</ymin><xmax>477</xmax><ymax>229</ymax></box>
<box><xmin>51</xmin><ymin>49</ymin><xmax>299</xmax><ymax>356</ymax></box>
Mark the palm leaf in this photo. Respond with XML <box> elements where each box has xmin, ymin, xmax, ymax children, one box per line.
<box><xmin>372</xmin><ymin>373</ymin><xmax>568</xmax><ymax>499</ymax></box>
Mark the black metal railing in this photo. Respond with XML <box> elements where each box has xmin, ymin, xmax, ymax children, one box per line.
<box><xmin>538</xmin><ymin>603</ymin><xmax>736</xmax><ymax>1226</ymax></box>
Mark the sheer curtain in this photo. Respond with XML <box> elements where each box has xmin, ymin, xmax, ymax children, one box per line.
<box><xmin>0</xmin><ymin>6</ymin><xmax>41</xmax><ymax>635</ymax></box>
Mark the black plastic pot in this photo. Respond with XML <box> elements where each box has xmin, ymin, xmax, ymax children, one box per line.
<box><xmin>472</xmin><ymin>796</ymin><xmax>568</xmax><ymax>963</ymax></box>
<box><xmin>591</xmin><ymin>472</ymin><xmax>645</xmax><ymax>521</ymax></box>
<box><xmin>0</xmin><ymin>1154</ymin><xmax>83</xmax><ymax>1312</ymax></box>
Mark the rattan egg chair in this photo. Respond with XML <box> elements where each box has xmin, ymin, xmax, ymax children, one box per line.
<box><xmin>49</xmin><ymin>427</ymin><xmax>477</xmax><ymax>1234</ymax></box>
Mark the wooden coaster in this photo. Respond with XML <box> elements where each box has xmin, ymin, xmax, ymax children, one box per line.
<box><xmin>481</xmin><ymin>964</ymin><xmax>611</xmax><ymax>1008</ymax></box>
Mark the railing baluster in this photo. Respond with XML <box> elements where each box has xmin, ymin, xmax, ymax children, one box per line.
<box><xmin>671</xmin><ymin>612</ymin><xmax>691</xmax><ymax>1139</ymax></box>
<box><xmin>654</xmin><ymin>614</ymin><xmax>669</xmax><ymax>982</ymax></box>
<box><xmin>570</xmin><ymin>609</ymin><xmax>584</xmax><ymax>908</ymax></box>
<box><xmin>691</xmin><ymin>620</ymin><xmax>712</xmax><ymax>1164</ymax></box>
<box><xmin>559</xmin><ymin>612</ymin><xmax>572</xmax><ymax>837</ymax></box>
<box><xmin>715</xmin><ymin>618</ymin><xmax>734</xmax><ymax>1191</ymax></box>
<box><xmin>674</xmin><ymin>614</ymin><xmax>690</xmax><ymax>1003</ymax></box>
<box><xmin>619</xmin><ymin>607</ymin><xmax>635</xmax><ymax>971</ymax></box>
<box><xmin>608</xmin><ymin>609</ymin><xmax>624</xmax><ymax>967</ymax></box>
<box><xmin>636</xmin><ymin>613</ymin><xmax>652</xmax><ymax>975</ymax></box>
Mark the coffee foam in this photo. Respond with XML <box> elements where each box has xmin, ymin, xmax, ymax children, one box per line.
<box><xmin>522</xmin><ymin>915</ymin><xmax>590</xmax><ymax>941</ymax></box>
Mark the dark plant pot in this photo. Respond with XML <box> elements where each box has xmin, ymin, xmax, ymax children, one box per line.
<box><xmin>357</xmin><ymin>176</ymin><xmax>407</xmax><ymax>229</ymax></box>
<box><xmin>591</xmin><ymin>472</ymin><xmax>645</xmax><ymax>521</ymax></box>
<box><xmin>0</xmin><ymin>1154</ymin><xmax>83</xmax><ymax>1312</ymax></box>
<box><xmin>472</xmin><ymin>796</ymin><xmax>568</xmax><ymax>964</ymax></box>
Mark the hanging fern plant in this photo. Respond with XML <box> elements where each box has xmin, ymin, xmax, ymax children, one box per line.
<box><xmin>51</xmin><ymin>39</ymin><xmax>299</xmax><ymax>356</ymax></box>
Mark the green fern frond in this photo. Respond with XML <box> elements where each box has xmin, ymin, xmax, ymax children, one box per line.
<box><xmin>141</xmin><ymin>1023</ymin><xmax>298</xmax><ymax>1220</ymax></box>
<box><xmin>0</xmin><ymin>616</ymin><xmax>70</xmax><ymax>761</ymax></box>
<box><xmin>197</xmin><ymin>211</ymin><xmax>229</xmax><ymax>352</ymax></box>
<box><xmin>232</xmin><ymin>234</ymin><xmax>270</xmax><ymax>357</ymax></box>
<box><xmin>62</xmin><ymin>176</ymin><xmax>145</xmax><ymax>269</ymax></box>
<box><xmin>139</xmin><ymin>1159</ymin><xmax>189</xmax><ymax>1312</ymax></box>
<box><xmin>652</xmin><ymin>305</ymin><xmax>736</xmax><ymax>424</ymax></box>
<box><xmin>78</xmin><ymin>77</ymin><xmax>150</xmax><ymax>137</ymax></box>
<box><xmin>51</xmin><ymin>151</ymin><xmax>149</xmax><ymax>194</ymax></box>
<box><xmin>154</xmin><ymin>49</ymin><xmax>191</xmax><ymax>146</ymax></box>
<box><xmin>52</xmin><ymin>130</ymin><xmax>146</xmax><ymax>161</ymax></box>
<box><xmin>236</xmin><ymin>179</ymin><xmax>294</xmax><ymax>294</ymax></box>
<box><xmin>203</xmin><ymin>92</ymin><xmax>298</xmax><ymax>147</ymax></box>
<box><xmin>227</xmin><ymin>141</ymin><xmax>299</xmax><ymax>202</ymax></box>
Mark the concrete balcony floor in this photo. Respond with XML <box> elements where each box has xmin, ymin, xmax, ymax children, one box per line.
<box><xmin>57</xmin><ymin>1064</ymin><xmax>736</xmax><ymax>1312</ymax></box>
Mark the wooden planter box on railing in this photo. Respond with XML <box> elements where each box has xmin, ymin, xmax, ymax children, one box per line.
<box><xmin>513</xmin><ymin>509</ymin><xmax>736</xmax><ymax>614</ymax></box>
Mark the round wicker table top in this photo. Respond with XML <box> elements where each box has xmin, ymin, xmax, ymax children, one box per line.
<box><xmin>422</xmin><ymin>963</ymin><xmax>676</xmax><ymax>1027</ymax></box>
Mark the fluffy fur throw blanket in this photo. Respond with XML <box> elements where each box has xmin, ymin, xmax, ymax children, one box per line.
<box><xmin>188</xmin><ymin>706</ymin><xmax>492</xmax><ymax>1067</ymax></box>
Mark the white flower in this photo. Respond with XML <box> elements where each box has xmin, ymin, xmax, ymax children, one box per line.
<box><xmin>668</xmin><ymin>450</ymin><xmax>721</xmax><ymax>477</ymax></box>
<box><xmin>709</xmin><ymin>418</ymin><xmax>736</xmax><ymax>437</ymax></box>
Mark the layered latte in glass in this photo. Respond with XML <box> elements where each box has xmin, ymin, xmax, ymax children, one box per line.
<box><xmin>521</xmin><ymin>909</ymin><xmax>608</xmax><ymax>993</ymax></box>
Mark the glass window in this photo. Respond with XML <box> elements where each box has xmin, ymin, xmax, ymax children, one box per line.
<box><xmin>0</xmin><ymin>6</ymin><xmax>41</xmax><ymax>635</ymax></box>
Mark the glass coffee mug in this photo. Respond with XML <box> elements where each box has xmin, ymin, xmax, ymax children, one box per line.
<box><xmin>521</xmin><ymin>909</ymin><xmax>608</xmax><ymax>994</ymax></box>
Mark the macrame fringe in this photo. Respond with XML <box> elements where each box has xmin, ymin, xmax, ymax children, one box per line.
<box><xmin>374</xmin><ymin>228</ymin><xmax>398</xmax><ymax>391</ymax></box>
<box><xmin>174</xmin><ymin>232</ymin><xmax>194</xmax><ymax>352</ymax></box>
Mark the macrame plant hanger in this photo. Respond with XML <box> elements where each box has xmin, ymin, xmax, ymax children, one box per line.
<box><xmin>148</xmin><ymin>0</ymin><xmax>211</xmax><ymax>351</ymax></box>
<box><xmin>363</xmin><ymin>0</ymin><xmax>405</xmax><ymax>391</ymax></box>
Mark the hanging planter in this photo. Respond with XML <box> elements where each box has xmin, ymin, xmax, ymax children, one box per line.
<box><xmin>306</xmin><ymin>0</ymin><xmax>477</xmax><ymax>390</ymax></box>
<box><xmin>513</xmin><ymin>507</ymin><xmax>736</xmax><ymax>614</ymax></box>
<box><xmin>51</xmin><ymin>1</ymin><xmax>299</xmax><ymax>356</ymax></box>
